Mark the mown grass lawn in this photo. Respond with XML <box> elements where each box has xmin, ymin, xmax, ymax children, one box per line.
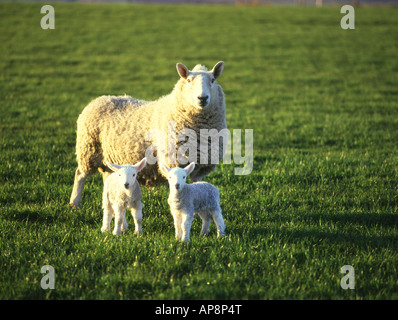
<box><xmin>0</xmin><ymin>2</ymin><xmax>397</xmax><ymax>300</ymax></box>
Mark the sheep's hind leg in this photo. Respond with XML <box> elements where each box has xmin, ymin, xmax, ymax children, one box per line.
<box><xmin>70</xmin><ymin>168</ymin><xmax>88</xmax><ymax>209</ymax></box>
<box><xmin>212</xmin><ymin>207</ymin><xmax>225</xmax><ymax>237</ymax></box>
<box><xmin>190</xmin><ymin>165</ymin><xmax>216</xmax><ymax>183</ymax></box>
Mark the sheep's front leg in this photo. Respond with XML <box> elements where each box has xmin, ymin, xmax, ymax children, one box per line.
<box><xmin>181</xmin><ymin>212</ymin><xmax>194</xmax><ymax>243</ymax></box>
<box><xmin>101</xmin><ymin>200</ymin><xmax>113</xmax><ymax>233</ymax></box>
<box><xmin>130</xmin><ymin>200</ymin><xmax>143</xmax><ymax>236</ymax></box>
<box><xmin>112</xmin><ymin>205</ymin><xmax>126</xmax><ymax>236</ymax></box>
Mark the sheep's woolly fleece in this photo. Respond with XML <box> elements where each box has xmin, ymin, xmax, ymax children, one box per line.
<box><xmin>73</xmin><ymin>62</ymin><xmax>227</xmax><ymax>188</ymax></box>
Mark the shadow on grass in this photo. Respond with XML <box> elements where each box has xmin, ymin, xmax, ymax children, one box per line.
<box><xmin>281</xmin><ymin>227</ymin><xmax>394</xmax><ymax>249</ymax></box>
<box><xmin>2</xmin><ymin>205</ymin><xmax>100</xmax><ymax>227</ymax></box>
<box><xmin>234</xmin><ymin>210</ymin><xmax>398</xmax><ymax>250</ymax></box>
<box><xmin>235</xmin><ymin>224</ymin><xmax>397</xmax><ymax>250</ymax></box>
<box><xmin>265</xmin><ymin>210</ymin><xmax>398</xmax><ymax>230</ymax></box>
<box><xmin>4</xmin><ymin>203</ymin><xmax>397</xmax><ymax>251</ymax></box>
<box><xmin>302</xmin><ymin>211</ymin><xmax>398</xmax><ymax>229</ymax></box>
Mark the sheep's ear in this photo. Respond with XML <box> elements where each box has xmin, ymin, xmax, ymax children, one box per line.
<box><xmin>176</xmin><ymin>63</ymin><xmax>189</xmax><ymax>79</ymax></box>
<box><xmin>211</xmin><ymin>61</ymin><xmax>224</xmax><ymax>79</ymax></box>
<box><xmin>159</xmin><ymin>163</ymin><xmax>170</xmax><ymax>175</ymax></box>
<box><xmin>184</xmin><ymin>162</ymin><xmax>195</xmax><ymax>175</ymax></box>
<box><xmin>134</xmin><ymin>157</ymin><xmax>147</xmax><ymax>172</ymax></box>
<box><xmin>106</xmin><ymin>162</ymin><xmax>122</xmax><ymax>172</ymax></box>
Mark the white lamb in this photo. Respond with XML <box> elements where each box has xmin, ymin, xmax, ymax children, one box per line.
<box><xmin>160</xmin><ymin>162</ymin><xmax>225</xmax><ymax>242</ymax></box>
<box><xmin>70</xmin><ymin>61</ymin><xmax>227</xmax><ymax>209</ymax></box>
<box><xmin>101</xmin><ymin>158</ymin><xmax>147</xmax><ymax>236</ymax></box>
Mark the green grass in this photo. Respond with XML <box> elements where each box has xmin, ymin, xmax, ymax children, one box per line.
<box><xmin>1</xmin><ymin>2</ymin><xmax>397</xmax><ymax>300</ymax></box>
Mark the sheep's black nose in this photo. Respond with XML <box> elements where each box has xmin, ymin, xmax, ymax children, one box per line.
<box><xmin>175</xmin><ymin>183</ymin><xmax>180</xmax><ymax>190</ymax></box>
<box><xmin>124</xmin><ymin>183</ymin><xmax>129</xmax><ymax>189</ymax></box>
<box><xmin>198</xmin><ymin>95</ymin><xmax>209</xmax><ymax>103</ymax></box>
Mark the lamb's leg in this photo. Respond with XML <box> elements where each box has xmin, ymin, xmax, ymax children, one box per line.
<box><xmin>181</xmin><ymin>212</ymin><xmax>194</xmax><ymax>243</ymax></box>
<box><xmin>70</xmin><ymin>168</ymin><xmax>88</xmax><ymax>209</ymax></box>
<box><xmin>172</xmin><ymin>211</ymin><xmax>182</xmax><ymax>240</ymax></box>
<box><xmin>197</xmin><ymin>211</ymin><xmax>211</xmax><ymax>236</ymax></box>
<box><xmin>101</xmin><ymin>200</ymin><xmax>113</xmax><ymax>233</ymax></box>
<box><xmin>112</xmin><ymin>206</ymin><xmax>125</xmax><ymax>236</ymax></box>
<box><xmin>131</xmin><ymin>200</ymin><xmax>143</xmax><ymax>236</ymax></box>
<box><xmin>212</xmin><ymin>207</ymin><xmax>225</xmax><ymax>237</ymax></box>
<box><xmin>121</xmin><ymin>210</ymin><xmax>128</xmax><ymax>233</ymax></box>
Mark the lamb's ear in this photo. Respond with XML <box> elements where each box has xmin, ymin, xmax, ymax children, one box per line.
<box><xmin>106</xmin><ymin>162</ymin><xmax>122</xmax><ymax>172</ymax></box>
<box><xmin>211</xmin><ymin>61</ymin><xmax>224</xmax><ymax>79</ymax></box>
<box><xmin>184</xmin><ymin>162</ymin><xmax>195</xmax><ymax>175</ymax></box>
<box><xmin>134</xmin><ymin>157</ymin><xmax>147</xmax><ymax>172</ymax></box>
<box><xmin>176</xmin><ymin>63</ymin><xmax>189</xmax><ymax>79</ymax></box>
<box><xmin>159</xmin><ymin>163</ymin><xmax>170</xmax><ymax>176</ymax></box>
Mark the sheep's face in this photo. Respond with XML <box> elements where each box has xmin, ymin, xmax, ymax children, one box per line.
<box><xmin>106</xmin><ymin>158</ymin><xmax>147</xmax><ymax>190</ymax></box>
<box><xmin>177</xmin><ymin>62</ymin><xmax>224</xmax><ymax>110</ymax></box>
<box><xmin>160</xmin><ymin>162</ymin><xmax>195</xmax><ymax>191</ymax></box>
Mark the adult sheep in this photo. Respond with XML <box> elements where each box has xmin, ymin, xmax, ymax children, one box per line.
<box><xmin>70</xmin><ymin>61</ymin><xmax>227</xmax><ymax>209</ymax></box>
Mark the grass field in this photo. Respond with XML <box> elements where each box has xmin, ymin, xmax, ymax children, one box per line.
<box><xmin>0</xmin><ymin>2</ymin><xmax>397</xmax><ymax>300</ymax></box>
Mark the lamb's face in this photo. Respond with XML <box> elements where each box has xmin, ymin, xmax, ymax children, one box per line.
<box><xmin>106</xmin><ymin>158</ymin><xmax>147</xmax><ymax>190</ymax></box>
<box><xmin>161</xmin><ymin>162</ymin><xmax>195</xmax><ymax>192</ymax></box>
<box><xmin>167</xmin><ymin>168</ymin><xmax>187</xmax><ymax>191</ymax></box>
<box><xmin>116</xmin><ymin>165</ymin><xmax>138</xmax><ymax>190</ymax></box>
<box><xmin>177</xmin><ymin>62</ymin><xmax>224</xmax><ymax>110</ymax></box>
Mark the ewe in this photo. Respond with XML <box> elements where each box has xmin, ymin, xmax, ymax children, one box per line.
<box><xmin>101</xmin><ymin>158</ymin><xmax>147</xmax><ymax>236</ymax></box>
<box><xmin>70</xmin><ymin>61</ymin><xmax>227</xmax><ymax>209</ymax></box>
<box><xmin>160</xmin><ymin>162</ymin><xmax>225</xmax><ymax>243</ymax></box>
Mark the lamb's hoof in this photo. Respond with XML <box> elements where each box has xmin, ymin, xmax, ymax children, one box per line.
<box><xmin>112</xmin><ymin>230</ymin><xmax>121</xmax><ymax>236</ymax></box>
<box><xmin>69</xmin><ymin>203</ymin><xmax>81</xmax><ymax>210</ymax></box>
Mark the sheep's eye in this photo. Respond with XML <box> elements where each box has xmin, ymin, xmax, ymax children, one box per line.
<box><xmin>186</xmin><ymin>78</ymin><xmax>191</xmax><ymax>83</ymax></box>
<box><xmin>183</xmin><ymin>176</ymin><xmax>186</xmax><ymax>179</ymax></box>
<box><xmin>119</xmin><ymin>174</ymin><xmax>121</xmax><ymax>177</ymax></box>
<box><xmin>132</xmin><ymin>174</ymin><xmax>135</xmax><ymax>177</ymax></box>
<box><xmin>211</xmin><ymin>78</ymin><xmax>215</xmax><ymax>84</ymax></box>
